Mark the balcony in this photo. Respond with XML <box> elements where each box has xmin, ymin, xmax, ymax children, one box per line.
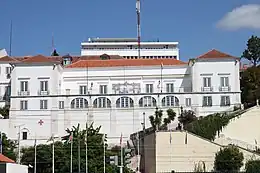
<box><xmin>18</xmin><ymin>91</ymin><xmax>30</xmax><ymax>96</ymax></box>
<box><xmin>219</xmin><ymin>86</ymin><xmax>231</xmax><ymax>92</ymax></box>
<box><xmin>201</xmin><ymin>87</ymin><xmax>213</xmax><ymax>92</ymax></box>
<box><xmin>38</xmin><ymin>90</ymin><xmax>50</xmax><ymax>96</ymax></box>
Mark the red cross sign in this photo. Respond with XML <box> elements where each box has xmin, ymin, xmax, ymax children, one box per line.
<box><xmin>38</xmin><ymin>119</ymin><xmax>44</xmax><ymax>125</ymax></box>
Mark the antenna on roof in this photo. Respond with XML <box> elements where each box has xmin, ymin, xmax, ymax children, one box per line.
<box><xmin>52</xmin><ymin>32</ymin><xmax>55</xmax><ymax>51</ymax></box>
<box><xmin>9</xmin><ymin>20</ymin><xmax>13</xmax><ymax>56</ymax></box>
<box><xmin>136</xmin><ymin>0</ymin><xmax>141</xmax><ymax>59</ymax></box>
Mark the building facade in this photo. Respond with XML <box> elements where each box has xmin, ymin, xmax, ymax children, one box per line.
<box><xmin>81</xmin><ymin>38</ymin><xmax>180</xmax><ymax>60</ymax></box>
<box><xmin>0</xmin><ymin>49</ymin><xmax>241</xmax><ymax>146</ymax></box>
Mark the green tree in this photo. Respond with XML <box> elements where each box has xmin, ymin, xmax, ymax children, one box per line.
<box><xmin>214</xmin><ymin>145</ymin><xmax>244</xmax><ymax>172</ymax></box>
<box><xmin>21</xmin><ymin>123</ymin><xmax>121</xmax><ymax>173</ymax></box>
<box><xmin>245</xmin><ymin>159</ymin><xmax>260</xmax><ymax>173</ymax></box>
<box><xmin>1</xmin><ymin>132</ymin><xmax>16</xmax><ymax>161</ymax></box>
<box><xmin>0</xmin><ymin>106</ymin><xmax>10</xmax><ymax>119</ymax></box>
<box><xmin>241</xmin><ymin>66</ymin><xmax>260</xmax><ymax>105</ymax></box>
<box><xmin>178</xmin><ymin>107</ymin><xmax>197</xmax><ymax>128</ymax></box>
<box><xmin>242</xmin><ymin>35</ymin><xmax>260</xmax><ymax>66</ymax></box>
<box><xmin>149</xmin><ymin>108</ymin><xmax>176</xmax><ymax>131</ymax></box>
<box><xmin>51</xmin><ymin>49</ymin><xmax>59</xmax><ymax>56</ymax></box>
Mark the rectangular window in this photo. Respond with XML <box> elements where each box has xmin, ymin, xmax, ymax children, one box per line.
<box><xmin>220</xmin><ymin>77</ymin><xmax>229</xmax><ymax>87</ymax></box>
<box><xmin>203</xmin><ymin>77</ymin><xmax>211</xmax><ymax>87</ymax></box>
<box><xmin>22</xmin><ymin>132</ymin><xmax>28</xmax><ymax>140</ymax></box>
<box><xmin>79</xmin><ymin>86</ymin><xmax>87</xmax><ymax>95</ymax></box>
<box><xmin>20</xmin><ymin>81</ymin><xmax>28</xmax><ymax>92</ymax></box>
<box><xmin>59</xmin><ymin>101</ymin><xmax>64</xmax><ymax>109</ymax></box>
<box><xmin>203</xmin><ymin>96</ymin><xmax>212</xmax><ymax>107</ymax></box>
<box><xmin>40</xmin><ymin>100</ymin><xmax>48</xmax><ymax>109</ymax></box>
<box><xmin>145</xmin><ymin>84</ymin><xmax>153</xmax><ymax>93</ymax></box>
<box><xmin>99</xmin><ymin>85</ymin><xmax>107</xmax><ymax>94</ymax></box>
<box><xmin>166</xmin><ymin>83</ymin><xmax>174</xmax><ymax>93</ymax></box>
<box><xmin>5</xmin><ymin>67</ymin><xmax>11</xmax><ymax>74</ymax></box>
<box><xmin>221</xmin><ymin>96</ymin><xmax>230</xmax><ymax>106</ymax></box>
<box><xmin>20</xmin><ymin>100</ymin><xmax>28</xmax><ymax>110</ymax></box>
<box><xmin>185</xmin><ymin>98</ymin><xmax>191</xmax><ymax>107</ymax></box>
<box><xmin>40</xmin><ymin>81</ymin><xmax>48</xmax><ymax>91</ymax></box>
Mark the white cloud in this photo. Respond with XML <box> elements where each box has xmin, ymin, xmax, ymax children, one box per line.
<box><xmin>217</xmin><ymin>4</ymin><xmax>260</xmax><ymax>30</ymax></box>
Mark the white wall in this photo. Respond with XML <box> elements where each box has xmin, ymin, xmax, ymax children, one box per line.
<box><xmin>149</xmin><ymin>131</ymin><xmax>260</xmax><ymax>173</ymax></box>
<box><xmin>215</xmin><ymin>106</ymin><xmax>260</xmax><ymax>147</ymax></box>
<box><xmin>6</xmin><ymin>163</ymin><xmax>28</xmax><ymax>173</ymax></box>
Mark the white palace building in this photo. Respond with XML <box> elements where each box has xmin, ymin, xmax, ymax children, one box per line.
<box><xmin>0</xmin><ymin>49</ymin><xmax>241</xmax><ymax>146</ymax></box>
<box><xmin>81</xmin><ymin>38</ymin><xmax>180</xmax><ymax>60</ymax></box>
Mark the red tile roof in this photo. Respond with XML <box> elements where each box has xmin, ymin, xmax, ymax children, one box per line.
<box><xmin>66</xmin><ymin>58</ymin><xmax>187</xmax><ymax>68</ymax></box>
<box><xmin>197</xmin><ymin>49</ymin><xmax>237</xmax><ymax>59</ymax></box>
<box><xmin>14</xmin><ymin>54</ymin><xmax>123</xmax><ymax>64</ymax></box>
<box><xmin>0</xmin><ymin>154</ymin><xmax>15</xmax><ymax>163</ymax></box>
<box><xmin>21</xmin><ymin>55</ymin><xmax>59</xmax><ymax>63</ymax></box>
<box><xmin>0</xmin><ymin>56</ymin><xmax>18</xmax><ymax>62</ymax></box>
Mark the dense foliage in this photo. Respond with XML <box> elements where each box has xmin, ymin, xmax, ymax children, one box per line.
<box><xmin>20</xmin><ymin>123</ymin><xmax>132</xmax><ymax>173</ymax></box>
<box><xmin>245</xmin><ymin>159</ymin><xmax>260</xmax><ymax>173</ymax></box>
<box><xmin>0</xmin><ymin>106</ymin><xmax>10</xmax><ymax>119</ymax></box>
<box><xmin>149</xmin><ymin>108</ymin><xmax>176</xmax><ymax>131</ymax></box>
<box><xmin>178</xmin><ymin>107</ymin><xmax>197</xmax><ymax>128</ymax></box>
<box><xmin>214</xmin><ymin>145</ymin><xmax>244</xmax><ymax>172</ymax></box>
<box><xmin>242</xmin><ymin>35</ymin><xmax>260</xmax><ymax>66</ymax></box>
<box><xmin>241</xmin><ymin>66</ymin><xmax>260</xmax><ymax>106</ymax></box>
<box><xmin>0</xmin><ymin>132</ymin><xmax>16</xmax><ymax>161</ymax></box>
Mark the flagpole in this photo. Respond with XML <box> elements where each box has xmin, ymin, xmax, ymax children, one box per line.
<box><xmin>52</xmin><ymin>136</ymin><xmax>54</xmax><ymax>173</ymax></box>
<box><xmin>85</xmin><ymin>122</ymin><xmax>88</xmax><ymax>173</ymax></box>
<box><xmin>0</xmin><ymin>131</ymin><xmax>2</xmax><ymax>154</ymax></box>
<box><xmin>120</xmin><ymin>133</ymin><xmax>123</xmax><ymax>173</ymax></box>
<box><xmin>34</xmin><ymin>135</ymin><xmax>37</xmax><ymax>173</ymax></box>
<box><xmin>70</xmin><ymin>135</ymin><xmax>73</xmax><ymax>173</ymax></box>
<box><xmin>103</xmin><ymin>135</ymin><xmax>106</xmax><ymax>173</ymax></box>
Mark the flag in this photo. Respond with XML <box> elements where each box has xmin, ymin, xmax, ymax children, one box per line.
<box><xmin>170</xmin><ymin>131</ymin><xmax>172</xmax><ymax>144</ymax></box>
<box><xmin>69</xmin><ymin>133</ymin><xmax>73</xmax><ymax>143</ymax></box>
<box><xmin>185</xmin><ymin>131</ymin><xmax>188</xmax><ymax>144</ymax></box>
<box><xmin>161</xmin><ymin>62</ymin><xmax>164</xmax><ymax>69</ymax></box>
<box><xmin>0</xmin><ymin>132</ymin><xmax>2</xmax><ymax>154</ymax></box>
<box><xmin>120</xmin><ymin>133</ymin><xmax>123</xmax><ymax>147</ymax></box>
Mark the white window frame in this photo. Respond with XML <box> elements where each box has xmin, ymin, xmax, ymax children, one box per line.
<box><xmin>40</xmin><ymin>100</ymin><xmax>48</xmax><ymax>109</ymax></box>
<box><xmin>220</xmin><ymin>77</ymin><xmax>229</xmax><ymax>87</ymax></box>
<box><xmin>145</xmin><ymin>84</ymin><xmax>153</xmax><ymax>93</ymax></box>
<box><xmin>79</xmin><ymin>86</ymin><xmax>87</xmax><ymax>95</ymax></box>
<box><xmin>221</xmin><ymin>96</ymin><xmax>230</xmax><ymax>106</ymax></box>
<box><xmin>5</xmin><ymin>67</ymin><xmax>11</xmax><ymax>74</ymax></box>
<box><xmin>99</xmin><ymin>85</ymin><xmax>107</xmax><ymax>94</ymax></box>
<box><xmin>40</xmin><ymin>81</ymin><xmax>48</xmax><ymax>91</ymax></box>
<box><xmin>20</xmin><ymin>100</ymin><xmax>28</xmax><ymax>110</ymax></box>
<box><xmin>166</xmin><ymin>83</ymin><xmax>174</xmax><ymax>93</ymax></box>
<box><xmin>203</xmin><ymin>77</ymin><xmax>211</xmax><ymax>87</ymax></box>
<box><xmin>203</xmin><ymin>96</ymin><xmax>212</xmax><ymax>107</ymax></box>
<box><xmin>20</xmin><ymin>81</ymin><xmax>28</xmax><ymax>92</ymax></box>
<box><xmin>59</xmin><ymin>101</ymin><xmax>64</xmax><ymax>109</ymax></box>
<box><xmin>185</xmin><ymin>98</ymin><xmax>191</xmax><ymax>107</ymax></box>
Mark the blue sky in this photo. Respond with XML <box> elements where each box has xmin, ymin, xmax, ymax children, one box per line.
<box><xmin>1</xmin><ymin>0</ymin><xmax>260</xmax><ymax>61</ymax></box>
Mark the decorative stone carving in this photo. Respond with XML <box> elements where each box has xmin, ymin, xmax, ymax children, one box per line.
<box><xmin>112</xmin><ymin>82</ymin><xmax>140</xmax><ymax>94</ymax></box>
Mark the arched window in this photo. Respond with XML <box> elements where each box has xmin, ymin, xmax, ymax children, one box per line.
<box><xmin>93</xmin><ymin>97</ymin><xmax>111</xmax><ymax>108</ymax></box>
<box><xmin>71</xmin><ymin>98</ymin><xmax>88</xmax><ymax>109</ymax></box>
<box><xmin>162</xmin><ymin>96</ymin><xmax>179</xmax><ymax>107</ymax></box>
<box><xmin>116</xmin><ymin>97</ymin><xmax>134</xmax><ymax>108</ymax></box>
<box><xmin>139</xmin><ymin>96</ymin><xmax>157</xmax><ymax>107</ymax></box>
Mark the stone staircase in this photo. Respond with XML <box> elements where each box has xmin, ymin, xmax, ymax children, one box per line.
<box><xmin>214</xmin><ymin>106</ymin><xmax>260</xmax><ymax>150</ymax></box>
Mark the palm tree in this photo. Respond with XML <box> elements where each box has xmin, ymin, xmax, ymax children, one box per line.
<box><xmin>149</xmin><ymin>108</ymin><xmax>176</xmax><ymax>131</ymax></box>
